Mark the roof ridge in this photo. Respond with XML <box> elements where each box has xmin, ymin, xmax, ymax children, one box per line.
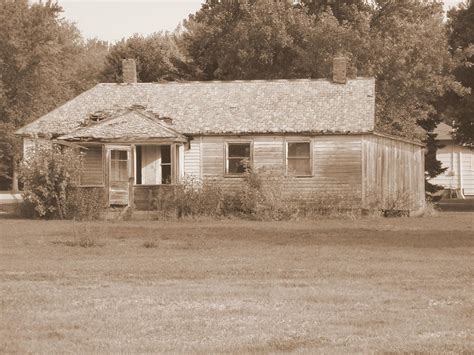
<box><xmin>97</xmin><ymin>77</ymin><xmax>374</xmax><ymax>86</ymax></box>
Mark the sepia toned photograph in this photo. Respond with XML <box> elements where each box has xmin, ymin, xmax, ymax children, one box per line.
<box><xmin>0</xmin><ymin>0</ymin><xmax>473</xmax><ymax>353</ymax></box>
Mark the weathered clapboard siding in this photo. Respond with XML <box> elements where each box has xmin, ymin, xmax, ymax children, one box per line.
<box><xmin>362</xmin><ymin>135</ymin><xmax>425</xmax><ymax>211</ymax></box>
<box><xmin>200</xmin><ymin>135</ymin><xmax>363</xmax><ymax>203</ymax></box>
<box><xmin>430</xmin><ymin>143</ymin><xmax>474</xmax><ymax>196</ymax></box>
<box><xmin>183</xmin><ymin>138</ymin><xmax>202</xmax><ymax>178</ymax></box>
<box><xmin>80</xmin><ymin>145</ymin><xmax>104</xmax><ymax>186</ymax></box>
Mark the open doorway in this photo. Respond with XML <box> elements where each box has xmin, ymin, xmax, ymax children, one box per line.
<box><xmin>135</xmin><ymin>145</ymin><xmax>172</xmax><ymax>185</ymax></box>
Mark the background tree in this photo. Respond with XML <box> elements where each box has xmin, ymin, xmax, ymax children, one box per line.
<box><xmin>445</xmin><ymin>0</ymin><xmax>474</xmax><ymax>145</ymax></box>
<box><xmin>101</xmin><ymin>32</ymin><xmax>188</xmax><ymax>82</ymax></box>
<box><xmin>0</xmin><ymin>0</ymin><xmax>107</xmax><ymax>190</ymax></box>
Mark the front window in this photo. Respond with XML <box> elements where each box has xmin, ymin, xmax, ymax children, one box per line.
<box><xmin>227</xmin><ymin>143</ymin><xmax>251</xmax><ymax>175</ymax></box>
<box><xmin>287</xmin><ymin>142</ymin><xmax>311</xmax><ymax>176</ymax></box>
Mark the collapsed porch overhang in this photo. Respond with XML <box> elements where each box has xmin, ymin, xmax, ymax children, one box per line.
<box><xmin>57</xmin><ymin>108</ymin><xmax>187</xmax><ymax>143</ymax></box>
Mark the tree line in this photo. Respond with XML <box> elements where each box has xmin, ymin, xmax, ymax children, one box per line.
<box><xmin>0</xmin><ymin>0</ymin><xmax>472</xmax><ymax>192</ymax></box>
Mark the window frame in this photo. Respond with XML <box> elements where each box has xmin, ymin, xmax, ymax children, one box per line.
<box><xmin>285</xmin><ymin>139</ymin><xmax>313</xmax><ymax>177</ymax></box>
<box><xmin>225</xmin><ymin>140</ymin><xmax>253</xmax><ymax>177</ymax></box>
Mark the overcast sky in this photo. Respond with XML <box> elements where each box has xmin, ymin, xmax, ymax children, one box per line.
<box><xmin>57</xmin><ymin>0</ymin><xmax>464</xmax><ymax>43</ymax></box>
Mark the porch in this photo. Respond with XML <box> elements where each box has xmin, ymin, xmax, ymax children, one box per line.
<box><xmin>80</xmin><ymin>142</ymin><xmax>184</xmax><ymax>209</ymax></box>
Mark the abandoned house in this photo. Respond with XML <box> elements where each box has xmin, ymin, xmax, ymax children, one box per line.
<box><xmin>430</xmin><ymin>122</ymin><xmax>474</xmax><ymax>197</ymax></box>
<box><xmin>15</xmin><ymin>58</ymin><xmax>426</xmax><ymax>212</ymax></box>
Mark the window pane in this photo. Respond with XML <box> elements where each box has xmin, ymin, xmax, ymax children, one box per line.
<box><xmin>288</xmin><ymin>159</ymin><xmax>311</xmax><ymax>175</ymax></box>
<box><xmin>111</xmin><ymin>160</ymin><xmax>128</xmax><ymax>181</ymax></box>
<box><xmin>228</xmin><ymin>143</ymin><xmax>250</xmax><ymax>158</ymax></box>
<box><xmin>288</xmin><ymin>142</ymin><xmax>310</xmax><ymax>158</ymax></box>
<box><xmin>228</xmin><ymin>158</ymin><xmax>250</xmax><ymax>174</ymax></box>
<box><xmin>161</xmin><ymin>165</ymin><xmax>171</xmax><ymax>184</ymax></box>
<box><xmin>161</xmin><ymin>145</ymin><xmax>171</xmax><ymax>164</ymax></box>
<box><xmin>111</xmin><ymin>150</ymin><xmax>128</xmax><ymax>160</ymax></box>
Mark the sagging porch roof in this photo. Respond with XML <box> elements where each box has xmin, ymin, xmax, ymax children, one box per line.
<box><xmin>58</xmin><ymin>109</ymin><xmax>187</xmax><ymax>142</ymax></box>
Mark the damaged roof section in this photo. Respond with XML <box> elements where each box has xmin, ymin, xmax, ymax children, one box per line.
<box><xmin>16</xmin><ymin>79</ymin><xmax>376</xmax><ymax>137</ymax></box>
<box><xmin>58</xmin><ymin>109</ymin><xmax>186</xmax><ymax>142</ymax></box>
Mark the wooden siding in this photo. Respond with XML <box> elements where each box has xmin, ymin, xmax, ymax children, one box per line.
<box><xmin>183</xmin><ymin>138</ymin><xmax>202</xmax><ymax>178</ymax></box>
<box><xmin>362</xmin><ymin>135</ymin><xmax>425</xmax><ymax>211</ymax></box>
<box><xmin>429</xmin><ymin>143</ymin><xmax>474</xmax><ymax>196</ymax></box>
<box><xmin>200</xmin><ymin>135</ymin><xmax>363</xmax><ymax>205</ymax></box>
<box><xmin>80</xmin><ymin>146</ymin><xmax>104</xmax><ymax>186</ymax></box>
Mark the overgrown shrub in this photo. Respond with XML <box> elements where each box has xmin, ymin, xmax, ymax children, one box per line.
<box><xmin>150</xmin><ymin>171</ymin><xmax>381</xmax><ymax>221</ymax></box>
<box><xmin>171</xmin><ymin>176</ymin><xmax>226</xmax><ymax>217</ymax></box>
<box><xmin>236</xmin><ymin>171</ymin><xmax>300</xmax><ymax>220</ymax></box>
<box><xmin>66</xmin><ymin>187</ymin><xmax>106</xmax><ymax>220</ymax></box>
<box><xmin>20</xmin><ymin>144</ymin><xmax>83</xmax><ymax>219</ymax></box>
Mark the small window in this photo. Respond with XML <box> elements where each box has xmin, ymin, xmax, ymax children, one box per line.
<box><xmin>287</xmin><ymin>142</ymin><xmax>311</xmax><ymax>176</ymax></box>
<box><xmin>227</xmin><ymin>143</ymin><xmax>251</xmax><ymax>175</ymax></box>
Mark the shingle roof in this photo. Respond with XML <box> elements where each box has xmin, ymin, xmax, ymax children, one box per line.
<box><xmin>16</xmin><ymin>78</ymin><xmax>375</xmax><ymax>137</ymax></box>
<box><xmin>58</xmin><ymin>109</ymin><xmax>185</xmax><ymax>141</ymax></box>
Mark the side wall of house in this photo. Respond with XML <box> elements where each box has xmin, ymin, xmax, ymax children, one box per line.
<box><xmin>184</xmin><ymin>135</ymin><xmax>363</xmax><ymax>206</ymax></box>
<box><xmin>362</xmin><ymin>135</ymin><xmax>425</xmax><ymax>211</ymax></box>
<box><xmin>430</xmin><ymin>143</ymin><xmax>474</xmax><ymax>196</ymax></box>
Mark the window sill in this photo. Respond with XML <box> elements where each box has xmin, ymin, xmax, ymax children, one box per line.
<box><xmin>79</xmin><ymin>185</ymin><xmax>105</xmax><ymax>188</ymax></box>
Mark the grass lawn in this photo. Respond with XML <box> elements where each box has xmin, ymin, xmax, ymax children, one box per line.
<box><xmin>0</xmin><ymin>213</ymin><xmax>473</xmax><ymax>353</ymax></box>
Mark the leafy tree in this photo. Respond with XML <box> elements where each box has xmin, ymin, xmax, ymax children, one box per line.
<box><xmin>0</xmin><ymin>0</ymin><xmax>106</xmax><ymax>190</ymax></box>
<box><xmin>181</xmin><ymin>0</ymin><xmax>370</xmax><ymax>80</ymax></box>
<box><xmin>101</xmin><ymin>32</ymin><xmax>188</xmax><ymax>82</ymax></box>
<box><xmin>298</xmin><ymin>0</ymin><xmax>371</xmax><ymax>22</ymax></box>
<box><xmin>445</xmin><ymin>1</ymin><xmax>474</xmax><ymax>145</ymax></box>
<box><xmin>71</xmin><ymin>39</ymin><xmax>110</xmax><ymax>94</ymax></box>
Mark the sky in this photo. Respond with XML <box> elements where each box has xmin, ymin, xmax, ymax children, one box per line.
<box><xmin>56</xmin><ymin>0</ymin><xmax>465</xmax><ymax>43</ymax></box>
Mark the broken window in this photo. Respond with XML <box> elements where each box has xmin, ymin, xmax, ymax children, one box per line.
<box><xmin>287</xmin><ymin>142</ymin><xmax>311</xmax><ymax>176</ymax></box>
<box><xmin>227</xmin><ymin>143</ymin><xmax>251</xmax><ymax>174</ymax></box>
<box><xmin>135</xmin><ymin>145</ymin><xmax>173</xmax><ymax>185</ymax></box>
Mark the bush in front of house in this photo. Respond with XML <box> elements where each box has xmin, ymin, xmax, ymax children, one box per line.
<box><xmin>66</xmin><ymin>187</ymin><xmax>106</xmax><ymax>220</ymax></box>
<box><xmin>20</xmin><ymin>144</ymin><xmax>84</xmax><ymax>219</ymax></box>
<box><xmin>236</xmin><ymin>171</ymin><xmax>300</xmax><ymax>220</ymax></box>
<box><xmin>172</xmin><ymin>175</ymin><xmax>227</xmax><ymax>218</ymax></box>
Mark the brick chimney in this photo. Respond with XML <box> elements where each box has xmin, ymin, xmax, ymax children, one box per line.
<box><xmin>332</xmin><ymin>56</ymin><xmax>347</xmax><ymax>84</ymax></box>
<box><xmin>122</xmin><ymin>59</ymin><xmax>137</xmax><ymax>84</ymax></box>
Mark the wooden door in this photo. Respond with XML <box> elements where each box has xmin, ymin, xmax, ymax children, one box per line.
<box><xmin>108</xmin><ymin>148</ymin><xmax>131</xmax><ymax>206</ymax></box>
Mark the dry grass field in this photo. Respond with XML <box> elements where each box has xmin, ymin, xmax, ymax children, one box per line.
<box><xmin>0</xmin><ymin>213</ymin><xmax>473</xmax><ymax>353</ymax></box>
